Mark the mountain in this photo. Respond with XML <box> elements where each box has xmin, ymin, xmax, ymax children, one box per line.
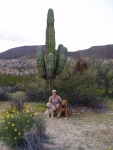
<box><xmin>0</xmin><ymin>45</ymin><xmax>45</xmax><ymax>60</ymax></box>
<box><xmin>76</xmin><ymin>44</ymin><xmax>113</xmax><ymax>60</ymax></box>
<box><xmin>0</xmin><ymin>44</ymin><xmax>113</xmax><ymax>60</ymax></box>
<box><xmin>0</xmin><ymin>44</ymin><xmax>113</xmax><ymax>75</ymax></box>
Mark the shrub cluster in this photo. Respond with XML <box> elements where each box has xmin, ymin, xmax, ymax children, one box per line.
<box><xmin>1</xmin><ymin>58</ymin><xmax>112</xmax><ymax>110</ymax></box>
<box><xmin>9</xmin><ymin>91</ymin><xmax>25</xmax><ymax>111</ymax></box>
<box><xmin>0</xmin><ymin>88</ymin><xmax>9</xmax><ymax>101</ymax></box>
<box><xmin>16</xmin><ymin>114</ymin><xmax>47</xmax><ymax>150</ymax></box>
<box><xmin>52</xmin><ymin>69</ymin><xmax>107</xmax><ymax>109</ymax></box>
<box><xmin>0</xmin><ymin>104</ymin><xmax>39</xmax><ymax>148</ymax></box>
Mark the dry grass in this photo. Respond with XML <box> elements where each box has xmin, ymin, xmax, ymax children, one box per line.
<box><xmin>45</xmin><ymin>107</ymin><xmax>113</xmax><ymax>150</ymax></box>
<box><xmin>77</xmin><ymin>113</ymin><xmax>113</xmax><ymax>148</ymax></box>
<box><xmin>0</xmin><ymin>102</ymin><xmax>11</xmax><ymax>115</ymax></box>
<box><xmin>106</xmin><ymin>99</ymin><xmax>113</xmax><ymax>111</ymax></box>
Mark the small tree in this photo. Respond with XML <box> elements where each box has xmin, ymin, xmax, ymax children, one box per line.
<box><xmin>75</xmin><ymin>55</ymin><xmax>88</xmax><ymax>75</ymax></box>
<box><xmin>96</xmin><ymin>61</ymin><xmax>113</xmax><ymax>95</ymax></box>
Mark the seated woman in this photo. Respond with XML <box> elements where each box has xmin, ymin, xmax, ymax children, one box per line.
<box><xmin>49</xmin><ymin>89</ymin><xmax>62</xmax><ymax>113</ymax></box>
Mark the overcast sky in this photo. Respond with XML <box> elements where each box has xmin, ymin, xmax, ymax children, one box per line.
<box><xmin>0</xmin><ymin>0</ymin><xmax>113</xmax><ymax>53</ymax></box>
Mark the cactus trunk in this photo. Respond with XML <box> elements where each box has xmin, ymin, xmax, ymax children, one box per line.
<box><xmin>46</xmin><ymin>53</ymin><xmax>55</xmax><ymax>78</ymax></box>
<box><xmin>46</xmin><ymin>9</ymin><xmax>55</xmax><ymax>64</ymax></box>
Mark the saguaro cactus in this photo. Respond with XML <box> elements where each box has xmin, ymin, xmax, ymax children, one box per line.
<box><xmin>36</xmin><ymin>8</ymin><xmax>67</xmax><ymax>93</ymax></box>
<box><xmin>46</xmin><ymin>8</ymin><xmax>55</xmax><ymax>63</ymax></box>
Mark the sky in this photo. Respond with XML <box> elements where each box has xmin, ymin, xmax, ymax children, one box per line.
<box><xmin>0</xmin><ymin>0</ymin><xmax>113</xmax><ymax>53</ymax></box>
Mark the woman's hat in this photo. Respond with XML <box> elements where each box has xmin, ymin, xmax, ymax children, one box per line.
<box><xmin>52</xmin><ymin>89</ymin><xmax>57</xmax><ymax>93</ymax></box>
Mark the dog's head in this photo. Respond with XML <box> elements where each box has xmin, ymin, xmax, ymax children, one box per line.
<box><xmin>46</xmin><ymin>102</ymin><xmax>52</xmax><ymax>108</ymax></box>
<box><xmin>61</xmin><ymin>100</ymin><xmax>67</xmax><ymax>105</ymax></box>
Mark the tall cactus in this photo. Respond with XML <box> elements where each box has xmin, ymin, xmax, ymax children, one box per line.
<box><xmin>36</xmin><ymin>8</ymin><xmax>67</xmax><ymax>93</ymax></box>
<box><xmin>46</xmin><ymin>8</ymin><xmax>55</xmax><ymax>63</ymax></box>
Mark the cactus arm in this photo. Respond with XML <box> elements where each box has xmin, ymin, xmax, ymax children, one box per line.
<box><xmin>55</xmin><ymin>44</ymin><xmax>63</xmax><ymax>65</ymax></box>
<box><xmin>55</xmin><ymin>46</ymin><xmax>67</xmax><ymax>75</ymax></box>
<box><xmin>36</xmin><ymin>47</ymin><xmax>46</xmax><ymax>78</ymax></box>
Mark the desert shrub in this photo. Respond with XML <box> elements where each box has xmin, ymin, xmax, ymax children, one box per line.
<box><xmin>34</xmin><ymin>114</ymin><xmax>46</xmax><ymax>136</ymax></box>
<box><xmin>0</xmin><ymin>75</ymin><xmax>48</xmax><ymax>102</ymax></box>
<box><xmin>0</xmin><ymin>106</ymin><xmax>36</xmax><ymax>148</ymax></box>
<box><xmin>23</xmin><ymin>75</ymin><xmax>48</xmax><ymax>102</ymax></box>
<box><xmin>5</xmin><ymin>85</ymin><xmax>19</xmax><ymax>93</ymax></box>
<box><xmin>52</xmin><ymin>65</ymin><xmax>106</xmax><ymax>109</ymax></box>
<box><xmin>9</xmin><ymin>91</ymin><xmax>25</xmax><ymax>111</ymax></box>
<box><xmin>74</xmin><ymin>93</ymin><xmax>106</xmax><ymax>109</ymax></box>
<box><xmin>25</xmin><ymin>90</ymin><xmax>47</xmax><ymax>102</ymax></box>
<box><xmin>0</xmin><ymin>74</ymin><xmax>31</xmax><ymax>87</ymax></box>
<box><xmin>15</xmin><ymin>114</ymin><xmax>47</xmax><ymax>150</ymax></box>
<box><xmin>0</xmin><ymin>92</ymin><xmax>9</xmax><ymax>101</ymax></box>
<box><xmin>0</xmin><ymin>88</ymin><xmax>9</xmax><ymax>101</ymax></box>
<box><xmin>96</xmin><ymin>62</ymin><xmax>113</xmax><ymax>96</ymax></box>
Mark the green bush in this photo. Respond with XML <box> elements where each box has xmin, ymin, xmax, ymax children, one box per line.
<box><xmin>52</xmin><ymin>66</ymin><xmax>106</xmax><ymax>109</ymax></box>
<box><xmin>34</xmin><ymin>114</ymin><xmax>46</xmax><ymax>135</ymax></box>
<box><xmin>0</xmin><ymin>88</ymin><xmax>9</xmax><ymax>101</ymax></box>
<box><xmin>15</xmin><ymin>114</ymin><xmax>47</xmax><ymax>150</ymax></box>
<box><xmin>25</xmin><ymin>90</ymin><xmax>47</xmax><ymax>102</ymax></box>
<box><xmin>0</xmin><ymin>105</ymin><xmax>36</xmax><ymax>148</ymax></box>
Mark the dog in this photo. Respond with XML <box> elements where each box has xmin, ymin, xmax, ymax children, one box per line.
<box><xmin>45</xmin><ymin>102</ymin><xmax>54</xmax><ymax>118</ymax></box>
<box><xmin>57</xmin><ymin>100</ymin><xmax>69</xmax><ymax>119</ymax></box>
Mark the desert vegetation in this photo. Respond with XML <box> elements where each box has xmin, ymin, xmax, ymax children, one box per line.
<box><xmin>0</xmin><ymin>57</ymin><xmax>113</xmax><ymax>107</ymax></box>
<box><xmin>0</xmin><ymin>57</ymin><xmax>113</xmax><ymax>150</ymax></box>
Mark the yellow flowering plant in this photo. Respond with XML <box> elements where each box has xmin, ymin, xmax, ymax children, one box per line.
<box><xmin>0</xmin><ymin>106</ymin><xmax>36</xmax><ymax>148</ymax></box>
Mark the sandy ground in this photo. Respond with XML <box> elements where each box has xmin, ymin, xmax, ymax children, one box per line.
<box><xmin>0</xmin><ymin>142</ymin><xmax>11</xmax><ymax>150</ymax></box>
<box><xmin>44</xmin><ymin>108</ymin><xmax>113</xmax><ymax>150</ymax></box>
<box><xmin>0</xmin><ymin>105</ymin><xmax>113</xmax><ymax>150</ymax></box>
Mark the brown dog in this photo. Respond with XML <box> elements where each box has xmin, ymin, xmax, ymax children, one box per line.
<box><xmin>57</xmin><ymin>100</ymin><xmax>69</xmax><ymax>119</ymax></box>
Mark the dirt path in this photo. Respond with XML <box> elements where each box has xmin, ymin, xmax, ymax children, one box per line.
<box><xmin>44</xmin><ymin>109</ymin><xmax>113</xmax><ymax>150</ymax></box>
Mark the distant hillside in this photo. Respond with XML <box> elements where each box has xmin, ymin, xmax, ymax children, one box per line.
<box><xmin>0</xmin><ymin>44</ymin><xmax>113</xmax><ymax>75</ymax></box>
<box><xmin>0</xmin><ymin>44</ymin><xmax>113</xmax><ymax>60</ymax></box>
<box><xmin>76</xmin><ymin>44</ymin><xmax>113</xmax><ymax>60</ymax></box>
<box><xmin>0</xmin><ymin>45</ymin><xmax>45</xmax><ymax>59</ymax></box>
